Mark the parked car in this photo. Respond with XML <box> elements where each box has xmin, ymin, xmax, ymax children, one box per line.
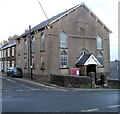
<box><xmin>7</xmin><ymin>67</ymin><xmax>23</xmax><ymax>78</ymax></box>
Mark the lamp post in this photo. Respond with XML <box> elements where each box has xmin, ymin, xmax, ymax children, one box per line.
<box><xmin>29</xmin><ymin>25</ymin><xmax>33</xmax><ymax>79</ymax></box>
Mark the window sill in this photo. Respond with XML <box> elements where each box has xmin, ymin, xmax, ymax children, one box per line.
<box><xmin>98</xmin><ymin>65</ymin><xmax>104</xmax><ymax>68</ymax></box>
<box><xmin>40</xmin><ymin>50</ymin><xmax>45</xmax><ymax>52</ymax></box>
<box><xmin>97</xmin><ymin>49</ymin><xmax>104</xmax><ymax>51</ymax></box>
<box><xmin>59</xmin><ymin>47</ymin><xmax>68</xmax><ymax>49</ymax></box>
<box><xmin>60</xmin><ymin>67</ymin><xmax>69</xmax><ymax>69</ymax></box>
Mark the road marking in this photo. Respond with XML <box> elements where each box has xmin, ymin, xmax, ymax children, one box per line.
<box><xmin>82</xmin><ymin>109</ymin><xmax>99</xmax><ymax>112</ymax></box>
<box><xmin>20</xmin><ymin>84</ymin><xmax>35</xmax><ymax>90</ymax></box>
<box><xmin>15</xmin><ymin>90</ymin><xmax>24</xmax><ymax>92</ymax></box>
<box><xmin>108</xmin><ymin>105</ymin><xmax>120</xmax><ymax>108</ymax></box>
<box><xmin>3</xmin><ymin>90</ymin><xmax>13</xmax><ymax>92</ymax></box>
<box><xmin>6</xmin><ymin>78</ymin><xmax>16</xmax><ymax>83</ymax></box>
<box><xmin>4</xmin><ymin>96</ymin><xmax>12</xmax><ymax>98</ymax></box>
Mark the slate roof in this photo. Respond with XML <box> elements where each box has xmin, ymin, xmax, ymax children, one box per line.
<box><xmin>19</xmin><ymin>3</ymin><xmax>81</xmax><ymax>38</ymax></box>
<box><xmin>0</xmin><ymin>43</ymin><xmax>8</xmax><ymax>51</ymax></box>
<box><xmin>18</xmin><ymin>2</ymin><xmax>112</xmax><ymax>39</ymax></box>
<box><xmin>76</xmin><ymin>54</ymin><xmax>92</xmax><ymax>65</ymax></box>
<box><xmin>1</xmin><ymin>41</ymin><xmax>16</xmax><ymax>50</ymax></box>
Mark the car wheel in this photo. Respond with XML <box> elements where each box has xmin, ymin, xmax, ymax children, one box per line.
<box><xmin>10</xmin><ymin>74</ymin><xmax>13</xmax><ymax>77</ymax></box>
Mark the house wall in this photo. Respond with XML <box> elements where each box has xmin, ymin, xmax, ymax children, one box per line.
<box><xmin>0</xmin><ymin>46</ymin><xmax>16</xmax><ymax>72</ymax></box>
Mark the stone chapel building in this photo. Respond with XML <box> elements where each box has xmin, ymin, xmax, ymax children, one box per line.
<box><xmin>16</xmin><ymin>3</ymin><xmax>112</xmax><ymax>79</ymax></box>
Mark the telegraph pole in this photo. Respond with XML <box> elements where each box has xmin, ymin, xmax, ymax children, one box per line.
<box><xmin>29</xmin><ymin>25</ymin><xmax>33</xmax><ymax>79</ymax></box>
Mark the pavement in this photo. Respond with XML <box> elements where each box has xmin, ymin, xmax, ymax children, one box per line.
<box><xmin>23</xmin><ymin>75</ymin><xmax>120</xmax><ymax>92</ymax></box>
<box><xmin>1</xmin><ymin>73</ymin><xmax>120</xmax><ymax>92</ymax></box>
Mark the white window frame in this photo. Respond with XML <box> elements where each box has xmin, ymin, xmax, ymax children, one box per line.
<box><xmin>41</xmin><ymin>33</ymin><xmax>45</xmax><ymax>51</ymax></box>
<box><xmin>60</xmin><ymin>32</ymin><xmax>68</xmax><ymax>48</ymax></box>
<box><xmin>97</xmin><ymin>35</ymin><xmax>103</xmax><ymax>50</ymax></box>
<box><xmin>60</xmin><ymin>51</ymin><xmax>68</xmax><ymax>68</ymax></box>
<box><xmin>97</xmin><ymin>52</ymin><xmax>104</xmax><ymax>67</ymax></box>
<box><xmin>12</xmin><ymin>47</ymin><xmax>15</xmax><ymax>56</ymax></box>
<box><xmin>31</xmin><ymin>36</ymin><xmax>35</xmax><ymax>52</ymax></box>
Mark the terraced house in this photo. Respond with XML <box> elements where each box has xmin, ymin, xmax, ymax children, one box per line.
<box><xmin>0</xmin><ymin>38</ymin><xmax>16</xmax><ymax>72</ymax></box>
<box><xmin>16</xmin><ymin>3</ymin><xmax>112</xmax><ymax>82</ymax></box>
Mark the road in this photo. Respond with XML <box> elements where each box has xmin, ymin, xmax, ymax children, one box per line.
<box><xmin>1</xmin><ymin>74</ymin><xmax>120</xmax><ymax>113</ymax></box>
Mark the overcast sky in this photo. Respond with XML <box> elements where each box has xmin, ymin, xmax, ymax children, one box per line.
<box><xmin>0</xmin><ymin>0</ymin><xmax>118</xmax><ymax>61</ymax></box>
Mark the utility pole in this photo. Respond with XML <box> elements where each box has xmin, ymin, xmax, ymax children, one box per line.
<box><xmin>29</xmin><ymin>25</ymin><xmax>33</xmax><ymax>79</ymax></box>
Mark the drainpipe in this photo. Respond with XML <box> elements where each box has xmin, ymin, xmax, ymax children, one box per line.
<box><xmin>29</xmin><ymin>25</ymin><xmax>33</xmax><ymax>79</ymax></box>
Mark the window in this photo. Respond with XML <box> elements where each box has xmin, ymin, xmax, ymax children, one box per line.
<box><xmin>97</xmin><ymin>52</ymin><xmax>104</xmax><ymax>67</ymax></box>
<box><xmin>18</xmin><ymin>41</ymin><xmax>20</xmax><ymax>55</ymax></box>
<box><xmin>24</xmin><ymin>58</ymin><xmax>27</xmax><ymax>69</ymax></box>
<box><xmin>41</xmin><ymin>33</ymin><xmax>45</xmax><ymax>51</ymax></box>
<box><xmin>0</xmin><ymin>51</ymin><xmax>1</xmax><ymax>58</ymax></box>
<box><xmin>79</xmin><ymin>51</ymin><xmax>85</xmax><ymax>58</ymax></box>
<box><xmin>24</xmin><ymin>39</ymin><xmax>27</xmax><ymax>53</ymax></box>
<box><xmin>12</xmin><ymin>61</ymin><xmax>15</xmax><ymax>67</ymax></box>
<box><xmin>0</xmin><ymin>61</ymin><xmax>1</xmax><ymax>71</ymax></box>
<box><xmin>60</xmin><ymin>32</ymin><xmax>68</xmax><ymax>48</ymax></box>
<box><xmin>97</xmin><ymin>35</ymin><xmax>103</xmax><ymax>49</ymax></box>
<box><xmin>4</xmin><ymin>50</ymin><xmax>6</xmax><ymax>57</ymax></box>
<box><xmin>1</xmin><ymin>50</ymin><xmax>3</xmax><ymax>58</ymax></box>
<box><xmin>31</xmin><ymin>36</ymin><xmax>35</xmax><ymax>52</ymax></box>
<box><xmin>60</xmin><ymin>51</ymin><xmax>68</xmax><ymax>68</ymax></box>
<box><xmin>12</xmin><ymin>47</ymin><xmax>15</xmax><ymax>56</ymax></box>
<box><xmin>8</xmin><ymin>48</ymin><xmax>10</xmax><ymax>57</ymax></box>
<box><xmin>4</xmin><ymin>61</ymin><xmax>7</xmax><ymax>72</ymax></box>
<box><xmin>32</xmin><ymin>57</ymin><xmax>35</xmax><ymax>69</ymax></box>
<box><xmin>7</xmin><ymin>61</ymin><xmax>10</xmax><ymax>68</ymax></box>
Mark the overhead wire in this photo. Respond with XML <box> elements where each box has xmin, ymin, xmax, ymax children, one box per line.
<box><xmin>37</xmin><ymin>0</ymin><xmax>50</xmax><ymax>23</ymax></box>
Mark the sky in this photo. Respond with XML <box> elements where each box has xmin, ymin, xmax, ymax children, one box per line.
<box><xmin>0</xmin><ymin>0</ymin><xmax>119</xmax><ymax>61</ymax></box>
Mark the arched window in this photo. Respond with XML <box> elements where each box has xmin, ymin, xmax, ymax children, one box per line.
<box><xmin>60</xmin><ymin>51</ymin><xmax>68</xmax><ymax>68</ymax></box>
<box><xmin>60</xmin><ymin>32</ymin><xmax>68</xmax><ymax>48</ymax></box>
<box><xmin>41</xmin><ymin>33</ymin><xmax>45</xmax><ymax>51</ymax></box>
<box><xmin>24</xmin><ymin>39</ymin><xmax>27</xmax><ymax>53</ymax></box>
<box><xmin>79</xmin><ymin>51</ymin><xmax>85</xmax><ymax>58</ymax></box>
<box><xmin>97</xmin><ymin>52</ymin><xmax>104</xmax><ymax>66</ymax></box>
<box><xmin>97</xmin><ymin>35</ymin><xmax>103</xmax><ymax>49</ymax></box>
<box><xmin>31</xmin><ymin>36</ymin><xmax>35</xmax><ymax>52</ymax></box>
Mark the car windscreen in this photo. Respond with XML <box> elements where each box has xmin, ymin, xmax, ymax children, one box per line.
<box><xmin>16</xmin><ymin>68</ymin><xmax>22</xmax><ymax>72</ymax></box>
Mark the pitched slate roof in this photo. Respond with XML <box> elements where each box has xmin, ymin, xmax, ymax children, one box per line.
<box><xmin>1</xmin><ymin>41</ymin><xmax>16</xmax><ymax>50</ymax></box>
<box><xmin>76</xmin><ymin>54</ymin><xmax>92</xmax><ymax>65</ymax></box>
<box><xmin>18</xmin><ymin>2</ymin><xmax>112</xmax><ymax>39</ymax></box>
<box><xmin>0</xmin><ymin>43</ymin><xmax>8</xmax><ymax>51</ymax></box>
<box><xmin>76</xmin><ymin>54</ymin><xmax>101</xmax><ymax>66</ymax></box>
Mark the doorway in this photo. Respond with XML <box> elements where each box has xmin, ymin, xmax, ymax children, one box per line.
<box><xmin>87</xmin><ymin>64</ymin><xmax>97</xmax><ymax>83</ymax></box>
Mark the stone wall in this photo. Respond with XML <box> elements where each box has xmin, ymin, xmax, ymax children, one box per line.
<box><xmin>107</xmin><ymin>79</ymin><xmax>120</xmax><ymax>89</ymax></box>
<box><xmin>50</xmin><ymin>74</ymin><xmax>91</xmax><ymax>88</ymax></box>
